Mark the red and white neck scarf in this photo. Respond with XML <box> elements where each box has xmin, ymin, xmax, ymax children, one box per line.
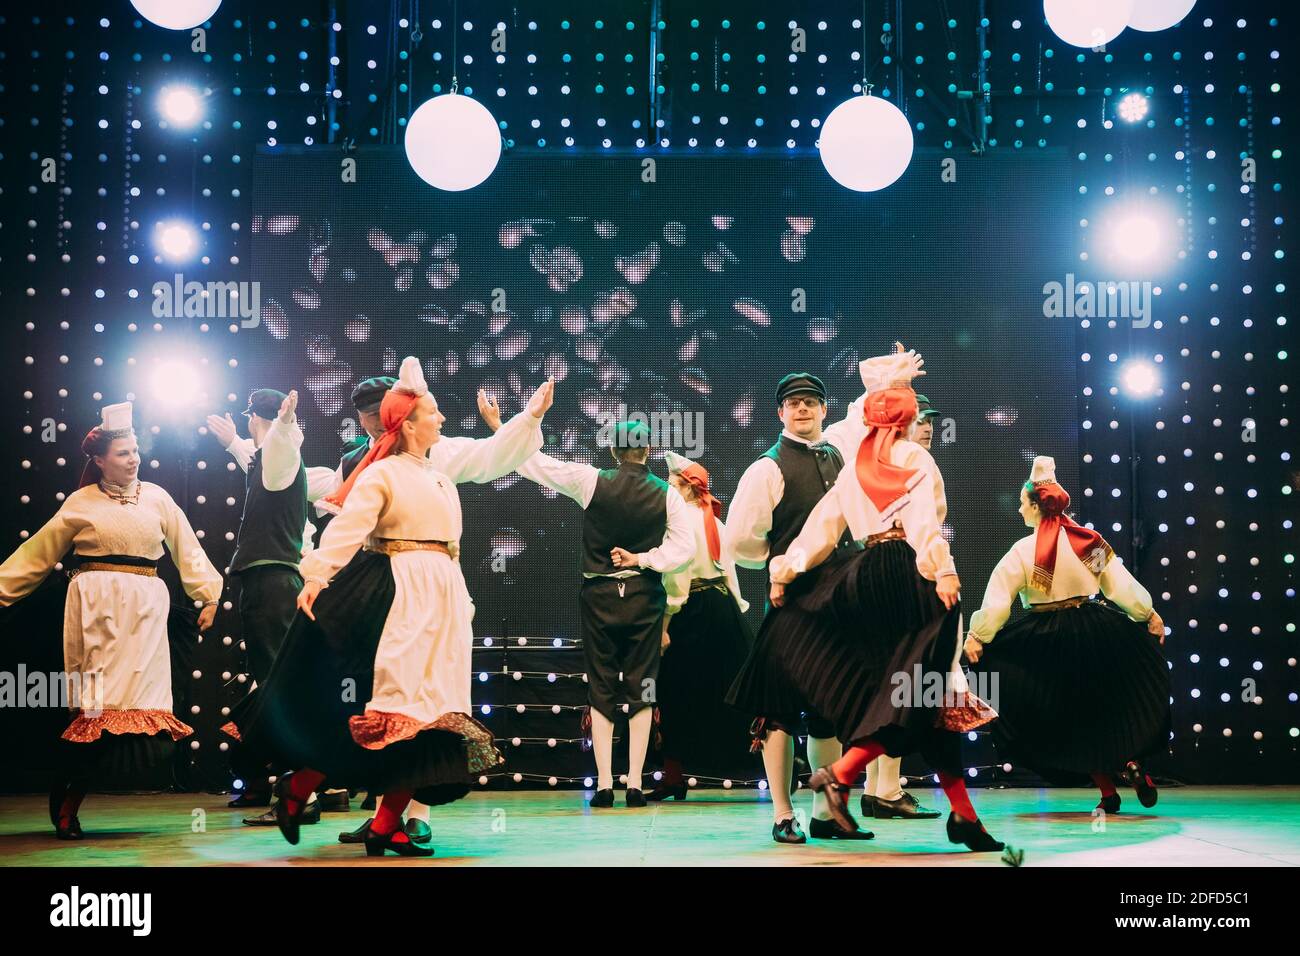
<box><xmin>855</xmin><ymin>387</ymin><xmax>922</xmax><ymax>517</ymax></box>
<box><xmin>1029</xmin><ymin>481</ymin><xmax>1114</xmax><ymax>592</ymax></box>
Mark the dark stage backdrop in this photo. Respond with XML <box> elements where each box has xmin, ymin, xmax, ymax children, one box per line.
<box><xmin>248</xmin><ymin>148</ymin><xmax>1078</xmax><ymax>645</ymax></box>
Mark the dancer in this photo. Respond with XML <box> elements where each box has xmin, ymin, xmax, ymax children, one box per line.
<box><xmin>229</xmin><ymin>358</ymin><xmax>554</xmax><ymax>857</ymax></box>
<box><xmin>506</xmin><ymin>419</ymin><xmax>694</xmax><ymax>808</ymax></box>
<box><xmin>735</xmin><ymin>348</ymin><xmax>1009</xmax><ymax>853</ymax></box>
<box><xmin>964</xmin><ymin>456</ymin><xmax>1169</xmax><ymax>813</ymax></box>
<box><xmin>647</xmin><ymin>451</ymin><xmax>754</xmax><ymax>800</ymax></box>
<box><xmin>724</xmin><ymin>371</ymin><xmax>878</xmax><ymax>843</ymax></box>
<box><xmin>0</xmin><ymin>402</ymin><xmax>222</xmax><ymax>839</ymax></box>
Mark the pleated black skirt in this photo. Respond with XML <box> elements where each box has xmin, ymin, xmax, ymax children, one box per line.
<box><xmin>970</xmin><ymin>600</ymin><xmax>1171</xmax><ymax>777</ymax></box>
<box><xmin>727</xmin><ymin>539</ymin><xmax>965</xmax><ymax>772</ymax></box>
<box><xmin>657</xmin><ymin>585</ymin><xmax>756</xmax><ymax>778</ymax></box>
<box><xmin>228</xmin><ymin>550</ymin><xmax>482</xmax><ymax>807</ymax></box>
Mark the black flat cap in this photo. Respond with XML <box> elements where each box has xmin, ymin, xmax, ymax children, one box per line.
<box><xmin>775</xmin><ymin>372</ymin><xmax>827</xmax><ymax>404</ymax></box>
<box><xmin>351</xmin><ymin>376</ymin><xmax>397</xmax><ymax>413</ymax></box>
<box><xmin>243</xmin><ymin>388</ymin><xmax>287</xmax><ymax>421</ymax></box>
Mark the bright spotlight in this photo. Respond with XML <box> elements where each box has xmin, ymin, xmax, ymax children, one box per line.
<box><xmin>156</xmin><ymin>221</ymin><xmax>199</xmax><ymax>262</ymax></box>
<box><xmin>1120</xmin><ymin>360</ymin><xmax>1159</xmax><ymax>399</ymax></box>
<box><xmin>1117</xmin><ymin>92</ymin><xmax>1150</xmax><ymax>123</ymax></box>
<box><xmin>150</xmin><ymin>359</ymin><xmax>205</xmax><ymax>408</ymax></box>
<box><xmin>159</xmin><ymin>85</ymin><xmax>204</xmax><ymax>128</ymax></box>
<box><xmin>1106</xmin><ymin>212</ymin><xmax>1165</xmax><ymax>264</ymax></box>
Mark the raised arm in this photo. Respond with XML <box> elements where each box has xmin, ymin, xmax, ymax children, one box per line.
<box><xmin>261</xmin><ymin>416</ymin><xmax>305</xmax><ymax>493</ymax></box>
<box><xmin>0</xmin><ymin>509</ymin><xmax>78</xmax><ymax>605</ymax></box>
<box><xmin>428</xmin><ymin>410</ymin><xmax>544</xmax><ymax>485</ymax></box>
<box><xmin>516</xmin><ymin>450</ymin><xmax>600</xmax><ymax>507</ymax></box>
<box><xmin>724</xmin><ymin>458</ymin><xmax>782</xmax><ymax>570</ymax></box>
<box><xmin>821</xmin><ymin>392</ymin><xmax>867</xmax><ymax>457</ymax></box>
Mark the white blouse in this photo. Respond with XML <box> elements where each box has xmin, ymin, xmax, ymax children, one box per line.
<box><xmin>663</xmin><ymin>505</ymin><xmax>749</xmax><ymax>615</ymax></box>
<box><xmin>299</xmin><ymin>411</ymin><xmax>542</xmax><ymax>585</ymax></box>
<box><xmin>0</xmin><ymin>481</ymin><xmax>223</xmax><ymax>605</ymax></box>
<box><xmin>770</xmin><ymin>438</ymin><xmax>956</xmax><ymax>585</ymax></box>
<box><xmin>967</xmin><ymin>529</ymin><xmax>1154</xmax><ymax>644</ymax></box>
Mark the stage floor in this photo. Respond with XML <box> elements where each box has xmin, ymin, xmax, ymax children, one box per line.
<box><xmin>2</xmin><ymin>787</ymin><xmax>1297</xmax><ymax>867</ymax></box>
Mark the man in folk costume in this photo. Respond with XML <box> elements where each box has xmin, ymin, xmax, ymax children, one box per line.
<box><xmin>725</xmin><ymin>371</ymin><xmax>896</xmax><ymax>844</ymax></box>
<box><xmin>502</xmin><ymin>418</ymin><xmax>695</xmax><ymax>807</ymax></box>
<box><xmin>229</xmin><ymin>358</ymin><xmax>555</xmax><ymax>857</ymax></box>
<box><xmin>750</xmin><ymin>348</ymin><xmax>1009</xmax><ymax>854</ymax></box>
<box><xmin>964</xmin><ymin>456</ymin><xmax>1169</xmax><ymax>813</ymax></box>
<box><xmin>646</xmin><ymin>451</ymin><xmax>754</xmax><ymax>799</ymax></box>
<box><xmin>0</xmin><ymin>402</ymin><xmax>222</xmax><ymax>839</ymax></box>
<box><xmin>207</xmin><ymin>388</ymin><xmax>347</xmax><ymax>821</ymax></box>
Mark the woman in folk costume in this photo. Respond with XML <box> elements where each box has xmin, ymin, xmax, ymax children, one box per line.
<box><xmin>0</xmin><ymin>402</ymin><xmax>222</xmax><ymax>839</ymax></box>
<box><xmin>964</xmin><ymin>456</ymin><xmax>1169</xmax><ymax>813</ymax></box>
<box><xmin>732</xmin><ymin>347</ymin><xmax>1009</xmax><ymax>853</ymax></box>
<box><xmin>229</xmin><ymin>357</ymin><xmax>554</xmax><ymax>857</ymax></box>
<box><xmin>648</xmin><ymin>451</ymin><xmax>755</xmax><ymax>800</ymax></box>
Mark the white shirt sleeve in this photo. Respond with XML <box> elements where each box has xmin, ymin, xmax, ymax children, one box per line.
<box><xmin>724</xmin><ymin>457</ymin><xmax>783</xmax><ymax>570</ymax></box>
<box><xmin>821</xmin><ymin>393</ymin><xmax>867</xmax><ymax>456</ymax></box>
<box><xmin>159</xmin><ymin>491</ymin><xmax>224</xmax><ymax>604</ymax></box>
<box><xmin>307</xmin><ymin>464</ymin><xmax>341</xmax><ymax>504</ymax></box>
<box><xmin>896</xmin><ymin>445</ymin><xmax>957</xmax><ymax>581</ymax></box>
<box><xmin>298</xmin><ymin>466</ymin><xmax>389</xmax><ymax>586</ymax></box>
<box><xmin>663</xmin><ymin>562</ymin><xmax>690</xmax><ymax>616</ymax></box>
<box><xmin>718</xmin><ymin>518</ymin><xmax>750</xmax><ymax>614</ymax></box>
<box><xmin>967</xmin><ymin>548</ymin><xmax>1027</xmax><ymax>644</ymax></box>
<box><xmin>0</xmin><ymin>508</ymin><xmax>77</xmax><ymax>605</ymax></box>
<box><xmin>769</xmin><ymin>488</ymin><xmax>849</xmax><ymax>584</ymax></box>
<box><xmin>637</xmin><ymin>485</ymin><xmax>696</xmax><ymax>574</ymax></box>
<box><xmin>225</xmin><ymin>436</ymin><xmax>256</xmax><ymax>474</ymax></box>
<box><xmin>427</xmin><ymin>411</ymin><xmax>544</xmax><ymax>485</ymax></box>
<box><xmin>1099</xmin><ymin>555</ymin><xmax>1154</xmax><ymax>622</ymax></box>
<box><xmin>260</xmin><ymin>417</ymin><xmax>305</xmax><ymax>493</ymax></box>
<box><xmin>516</xmin><ymin>451</ymin><xmax>600</xmax><ymax>507</ymax></box>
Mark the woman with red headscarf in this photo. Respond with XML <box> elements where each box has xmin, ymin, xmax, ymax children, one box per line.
<box><xmin>0</xmin><ymin>402</ymin><xmax>222</xmax><ymax>839</ymax></box>
<box><xmin>730</xmin><ymin>347</ymin><xmax>1011</xmax><ymax>856</ymax></box>
<box><xmin>964</xmin><ymin>456</ymin><xmax>1169</xmax><ymax>813</ymax></box>
<box><xmin>227</xmin><ymin>357</ymin><xmax>554</xmax><ymax>857</ymax></box>
<box><xmin>646</xmin><ymin>451</ymin><xmax>756</xmax><ymax>800</ymax></box>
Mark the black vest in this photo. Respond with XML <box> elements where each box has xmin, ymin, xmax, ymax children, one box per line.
<box><xmin>763</xmin><ymin>435</ymin><xmax>850</xmax><ymax>559</ymax></box>
<box><xmin>229</xmin><ymin>447</ymin><xmax>308</xmax><ymax>573</ymax></box>
<box><xmin>582</xmin><ymin>462</ymin><xmax>670</xmax><ymax>578</ymax></box>
<box><xmin>339</xmin><ymin>437</ymin><xmax>370</xmax><ymax>481</ymax></box>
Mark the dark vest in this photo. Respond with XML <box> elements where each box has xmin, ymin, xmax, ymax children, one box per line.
<box><xmin>229</xmin><ymin>447</ymin><xmax>308</xmax><ymax>573</ymax></box>
<box><xmin>582</xmin><ymin>462</ymin><xmax>670</xmax><ymax>578</ymax></box>
<box><xmin>763</xmin><ymin>435</ymin><xmax>850</xmax><ymax>560</ymax></box>
<box><xmin>339</xmin><ymin>437</ymin><xmax>370</xmax><ymax>481</ymax></box>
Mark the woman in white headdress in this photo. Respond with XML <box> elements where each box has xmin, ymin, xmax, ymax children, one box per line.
<box><xmin>964</xmin><ymin>456</ymin><xmax>1170</xmax><ymax>813</ymax></box>
<box><xmin>647</xmin><ymin>451</ymin><xmax>755</xmax><ymax>800</ymax></box>
<box><xmin>0</xmin><ymin>402</ymin><xmax>222</xmax><ymax>839</ymax></box>
<box><xmin>228</xmin><ymin>357</ymin><xmax>554</xmax><ymax>857</ymax></box>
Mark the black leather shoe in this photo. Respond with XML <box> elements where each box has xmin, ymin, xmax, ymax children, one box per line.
<box><xmin>647</xmin><ymin>781</ymin><xmax>688</xmax><ymax>801</ymax></box>
<box><xmin>807</xmin><ymin>767</ymin><xmax>858</xmax><ymax>833</ymax></box>
<box><xmin>809</xmin><ymin>817</ymin><xmax>874</xmax><ymax>840</ymax></box>
<box><xmin>55</xmin><ymin>817</ymin><xmax>84</xmax><ymax>841</ymax></box>
<box><xmin>588</xmin><ymin>788</ymin><xmax>615</xmax><ymax>808</ymax></box>
<box><xmin>1125</xmin><ymin>761</ymin><xmax>1159</xmax><ymax>808</ymax></box>
<box><xmin>339</xmin><ymin>818</ymin><xmax>373</xmax><ymax>844</ymax></box>
<box><xmin>317</xmin><ymin>790</ymin><xmax>350</xmax><ymax>813</ymax></box>
<box><xmin>245</xmin><ymin>799</ymin><xmax>320</xmax><ymax>828</ymax></box>
<box><xmin>872</xmin><ymin>791</ymin><xmax>942</xmax><ymax>820</ymax></box>
<box><xmin>946</xmin><ymin>811</ymin><xmax>1005</xmax><ymax>852</ymax></box>
<box><xmin>359</xmin><ymin>791</ymin><xmax>377</xmax><ymax>811</ymax></box>
<box><xmin>625</xmin><ymin>789</ymin><xmax>647</xmax><ymax>808</ymax></box>
<box><xmin>860</xmin><ymin>793</ymin><xmax>877</xmax><ymax>818</ymax></box>
<box><xmin>227</xmin><ymin>790</ymin><xmax>272</xmax><ymax>809</ymax></box>
<box><xmin>363</xmin><ymin>827</ymin><xmax>435</xmax><ymax>858</ymax></box>
<box><xmin>772</xmin><ymin>817</ymin><xmax>807</xmax><ymax>844</ymax></box>
<box><xmin>404</xmin><ymin>818</ymin><xmax>433</xmax><ymax>844</ymax></box>
<box><xmin>1096</xmin><ymin>792</ymin><xmax>1121</xmax><ymax>814</ymax></box>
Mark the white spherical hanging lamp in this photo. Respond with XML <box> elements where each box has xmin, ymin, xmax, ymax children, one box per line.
<box><xmin>818</xmin><ymin>93</ymin><xmax>914</xmax><ymax>192</ymax></box>
<box><xmin>130</xmin><ymin>0</ymin><xmax>223</xmax><ymax>31</ymax></box>
<box><xmin>1043</xmin><ymin>0</ymin><xmax>1135</xmax><ymax>49</ymax></box>
<box><xmin>404</xmin><ymin>93</ymin><xmax>502</xmax><ymax>191</ymax></box>
<box><xmin>1127</xmin><ymin>0</ymin><xmax>1197</xmax><ymax>32</ymax></box>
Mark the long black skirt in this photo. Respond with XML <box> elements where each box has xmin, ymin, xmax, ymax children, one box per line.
<box><xmin>727</xmin><ymin>539</ymin><xmax>967</xmax><ymax>773</ymax></box>
<box><xmin>227</xmin><ymin>550</ymin><xmax>487</xmax><ymax>807</ymax></box>
<box><xmin>970</xmin><ymin>600</ymin><xmax>1171</xmax><ymax>777</ymax></box>
<box><xmin>657</xmin><ymin>585</ymin><xmax>755</xmax><ymax>778</ymax></box>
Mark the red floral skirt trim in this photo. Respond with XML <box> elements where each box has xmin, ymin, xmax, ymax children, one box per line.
<box><xmin>936</xmin><ymin>690</ymin><xmax>999</xmax><ymax>733</ymax></box>
<box><xmin>61</xmin><ymin>709</ymin><xmax>194</xmax><ymax>743</ymax></box>
<box><xmin>348</xmin><ymin>709</ymin><xmax>503</xmax><ymax>772</ymax></box>
<box><xmin>220</xmin><ymin>720</ymin><xmax>242</xmax><ymax>742</ymax></box>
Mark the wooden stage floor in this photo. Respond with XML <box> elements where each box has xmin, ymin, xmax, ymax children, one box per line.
<box><xmin>2</xmin><ymin>787</ymin><xmax>1297</xmax><ymax>867</ymax></box>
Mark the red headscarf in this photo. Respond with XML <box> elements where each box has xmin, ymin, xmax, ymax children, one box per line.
<box><xmin>855</xmin><ymin>387</ymin><xmax>921</xmax><ymax>514</ymax></box>
<box><xmin>678</xmin><ymin>462</ymin><xmax>723</xmax><ymax>563</ymax></box>
<box><xmin>320</xmin><ymin>388</ymin><xmax>422</xmax><ymax>513</ymax></box>
<box><xmin>1029</xmin><ymin>481</ymin><xmax>1114</xmax><ymax>592</ymax></box>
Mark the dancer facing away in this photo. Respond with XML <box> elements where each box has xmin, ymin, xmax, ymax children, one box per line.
<box><xmin>964</xmin><ymin>456</ymin><xmax>1169</xmax><ymax>813</ymax></box>
<box><xmin>498</xmin><ymin>415</ymin><xmax>694</xmax><ymax>808</ymax></box>
<box><xmin>648</xmin><ymin>451</ymin><xmax>754</xmax><ymax>800</ymax></box>
<box><xmin>229</xmin><ymin>358</ymin><xmax>554</xmax><ymax>857</ymax></box>
<box><xmin>733</xmin><ymin>348</ymin><xmax>1009</xmax><ymax>853</ymax></box>
<box><xmin>0</xmin><ymin>402</ymin><xmax>222</xmax><ymax>839</ymax></box>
